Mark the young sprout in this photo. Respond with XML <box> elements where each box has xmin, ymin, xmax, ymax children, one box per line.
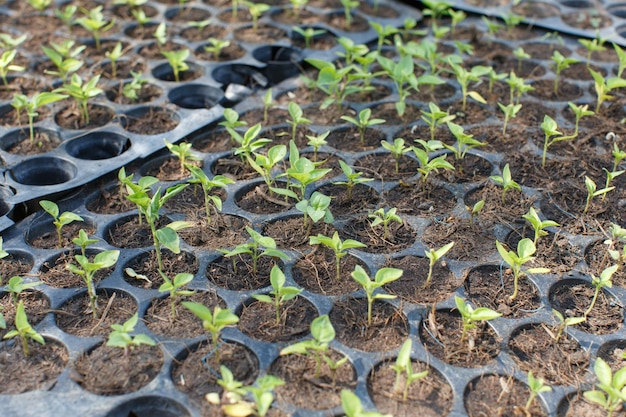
<box><xmin>221</xmin><ymin>226</ymin><xmax>288</xmax><ymax>275</ymax></box>
<box><xmin>153</xmin><ymin>22</ymin><xmax>167</xmax><ymax>48</ymax></box>
<box><xmin>118</xmin><ymin>168</ymin><xmax>159</xmax><ymax>225</ymax></box>
<box><xmin>164</xmin><ymin>140</ymin><xmax>202</xmax><ymax>176</ymax></box>
<box><xmin>280</xmin><ymin>314</ymin><xmax>348</xmax><ymax>382</ymax></box>
<box><xmin>73</xmin><ymin>229</ymin><xmax>99</xmax><ymax>258</ymax></box>
<box><xmin>340</xmin><ymin>0</ymin><xmax>358</xmax><ymax>30</ymax></box>
<box><xmin>390</xmin><ymin>339</ymin><xmax>429</xmax><ymax>402</ymax></box>
<box><xmin>75</xmin><ymin>6</ymin><xmax>115</xmax><ymax>51</ymax></box>
<box><xmin>104</xmin><ymin>42</ymin><xmax>124</xmax><ymax>78</ymax></box>
<box><xmin>583</xmin><ymin>176</ymin><xmax>614</xmax><ymax>214</ymax></box>
<box><xmin>449</xmin><ymin>62</ymin><xmax>489</xmax><ymax>112</ymax></box>
<box><xmin>122</xmin><ymin>71</ymin><xmax>147</xmax><ymax>101</ymax></box>
<box><xmin>53</xmin><ymin>73</ymin><xmax>103</xmax><ymax>125</ymax></box>
<box><xmin>42</xmin><ymin>43</ymin><xmax>84</xmax><ymax>81</ymax></box>
<box><xmin>182</xmin><ymin>302</ymin><xmax>239</xmax><ymax>362</ymax></box>
<box><xmin>245</xmin><ymin>375</ymin><xmax>285</xmax><ymax>417</ymax></box>
<box><xmin>603</xmin><ymin>168</ymin><xmax>625</xmax><ymax>201</ymax></box>
<box><xmin>589</xmin><ymin>68</ymin><xmax>626</xmax><ymax>114</ymax></box>
<box><xmin>444</xmin><ymin>121</ymin><xmax>485</xmax><ymax>160</ymax></box>
<box><xmin>310</xmin><ymin>231</ymin><xmax>366</xmax><ymax>281</ymax></box>
<box><xmin>369</xmin><ymin>207</ymin><xmax>402</xmax><ymax>241</ymax></box>
<box><xmin>3</xmin><ymin>300</ymin><xmax>45</xmax><ymax>357</ymax></box>
<box><xmin>67</xmin><ymin>250</ymin><xmax>120</xmax><ymax>318</ymax></box>
<box><xmin>232</xmin><ymin>123</ymin><xmax>272</xmax><ymax>164</ymax></box>
<box><xmin>412</xmin><ymin>140</ymin><xmax>454</xmax><ymax>187</ymax></box>
<box><xmin>585</xmin><ymin>264</ymin><xmax>618</xmax><ymax>317</ymax></box>
<box><xmin>333</xmin><ymin>160</ymin><xmax>373</xmax><ymax>200</ymax></box>
<box><xmin>252</xmin><ymin>265</ymin><xmax>302</xmax><ymax>325</ymax></box>
<box><xmin>498</xmin><ymin>102</ymin><xmax>522</xmax><ymax>135</ymax></box>
<box><xmin>219</xmin><ymin>108</ymin><xmax>248</xmax><ymax>141</ymax></box>
<box><xmin>566</xmin><ymin>102</ymin><xmax>594</xmax><ymax>140</ymax></box>
<box><xmin>423</xmin><ymin>242</ymin><xmax>454</xmax><ymax>288</ymax></box>
<box><xmin>39</xmin><ymin>200</ymin><xmax>84</xmax><ymax>248</ymax></box>
<box><xmin>284</xmin><ymin>143</ymin><xmax>332</xmax><ymax>200</ymax></box>
<box><xmin>579</xmin><ymin>38</ymin><xmax>606</xmax><ymax>68</ymax></box>
<box><xmin>306</xmin><ymin>131</ymin><xmax>330</xmax><ymax>162</ymax></box>
<box><xmin>12</xmin><ymin>92</ymin><xmax>68</xmax><ymax>144</ymax></box>
<box><xmin>186</xmin><ymin>165</ymin><xmax>234</xmax><ymax>223</ymax></box>
<box><xmin>495</xmin><ymin>238</ymin><xmax>550</xmax><ymax>301</ymax></box>
<box><xmin>614</xmin><ymin>43</ymin><xmax>626</xmax><ymax>78</ymax></box>
<box><xmin>370</xmin><ymin>22</ymin><xmax>399</xmax><ymax>53</ymax></box>
<box><xmin>489</xmin><ymin>164</ymin><xmax>521</xmax><ymax>205</ymax></box>
<box><xmin>481</xmin><ymin>16</ymin><xmax>503</xmax><ymax>44</ymax></box>
<box><xmin>340</xmin><ymin>108</ymin><xmax>385</xmax><ymax>146</ymax></box>
<box><xmin>295</xmin><ymin>191</ymin><xmax>334</xmax><ymax>231</ymax></box>
<box><xmin>381</xmin><ymin>138</ymin><xmax>411</xmax><ymax>173</ymax></box>
<box><xmin>584</xmin><ymin>358</ymin><xmax>626</xmax><ymax>417</ymax></box>
<box><xmin>292</xmin><ymin>26</ymin><xmax>327</xmax><ymax>50</ymax></box>
<box><xmin>449</xmin><ymin>9</ymin><xmax>467</xmax><ymax>34</ymax></box>
<box><xmin>289</xmin><ymin>0</ymin><xmax>308</xmax><ymax>18</ymax></box>
<box><xmin>551</xmin><ymin>50</ymin><xmax>579</xmax><ymax>93</ymax></box>
<box><xmin>6</xmin><ymin>276</ymin><xmax>43</xmax><ymax>306</ymax></box>
<box><xmin>249</xmin><ymin>144</ymin><xmax>286</xmax><ymax>192</ymax></box>
<box><xmin>203</xmin><ymin>38</ymin><xmax>231</xmax><ymax>60</ymax></box>
<box><xmin>27</xmin><ymin>0</ymin><xmax>52</xmax><ymax>12</ymax></box>
<box><xmin>422</xmin><ymin>0</ymin><xmax>451</xmax><ymax>26</ymax></box>
<box><xmin>454</xmin><ymin>295</ymin><xmax>502</xmax><ymax>345</ymax></box>
<box><xmin>539</xmin><ymin>115</ymin><xmax>563</xmax><ymax>168</ymax></box>
<box><xmin>611</xmin><ymin>142</ymin><xmax>626</xmax><ymax>173</ymax></box>
<box><xmin>341</xmin><ymin>389</ymin><xmax>392</xmax><ymax>417</ymax></box>
<box><xmin>287</xmin><ymin>101</ymin><xmax>312</xmax><ymax>144</ymax></box>
<box><xmin>243</xmin><ymin>1</ymin><xmax>270</xmax><ymax>31</ymax></box>
<box><xmin>552</xmin><ymin>309</ymin><xmax>585</xmax><ymax>343</ymax></box>
<box><xmin>106</xmin><ymin>313</ymin><xmax>156</xmax><ymax>357</ymax></box>
<box><xmin>0</xmin><ymin>50</ymin><xmax>24</xmax><ymax>85</ymax></box>
<box><xmin>55</xmin><ymin>4</ymin><xmax>77</xmax><ymax>31</ymax></box>
<box><xmin>262</xmin><ymin>88</ymin><xmax>273</xmax><ymax>125</ymax></box>
<box><xmin>502</xmin><ymin>10</ymin><xmax>524</xmax><ymax>34</ymax></box>
<box><xmin>487</xmin><ymin>68</ymin><xmax>507</xmax><ymax>95</ymax></box>
<box><xmin>467</xmin><ymin>199</ymin><xmax>484</xmax><ymax>226</ymax></box>
<box><xmin>421</xmin><ymin>102</ymin><xmax>456</xmax><ymax>141</ymax></box>
<box><xmin>522</xmin><ymin>207</ymin><xmax>559</xmax><ymax>245</ymax></box>
<box><xmin>304</xmin><ymin>58</ymin><xmax>358</xmax><ymax>112</ymax></box>
<box><xmin>161</xmin><ymin>49</ymin><xmax>190</xmax><ymax>82</ymax></box>
<box><xmin>513</xmin><ymin>47</ymin><xmax>530</xmax><ymax>72</ymax></box>
<box><xmin>351</xmin><ymin>265</ymin><xmax>403</xmax><ymax>327</ymax></box>
<box><xmin>158</xmin><ymin>272</ymin><xmax>194</xmax><ymax>319</ymax></box>
<box><xmin>525</xmin><ymin>371</ymin><xmax>551</xmax><ymax>412</ymax></box>
<box><xmin>506</xmin><ymin>71</ymin><xmax>534</xmax><ymax>105</ymax></box>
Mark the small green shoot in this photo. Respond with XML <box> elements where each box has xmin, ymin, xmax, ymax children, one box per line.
<box><xmin>310</xmin><ymin>231</ymin><xmax>366</xmax><ymax>281</ymax></box>
<box><xmin>525</xmin><ymin>371</ymin><xmax>552</xmax><ymax>411</ymax></box>
<box><xmin>590</xmin><ymin>68</ymin><xmax>626</xmax><ymax>114</ymax></box>
<box><xmin>423</xmin><ymin>242</ymin><xmax>454</xmax><ymax>288</ymax></box>
<box><xmin>292</xmin><ymin>26</ymin><xmax>326</xmax><ymax>50</ymax></box>
<box><xmin>444</xmin><ymin>121</ymin><xmax>485</xmax><ymax>160</ymax></box>
<box><xmin>6</xmin><ymin>276</ymin><xmax>43</xmax><ymax>306</ymax></box>
<box><xmin>551</xmin><ymin>309</ymin><xmax>585</xmax><ymax>343</ymax></box>
<box><xmin>0</xmin><ymin>50</ymin><xmax>24</xmax><ymax>85</ymax></box>
<box><xmin>421</xmin><ymin>102</ymin><xmax>456</xmax><ymax>141</ymax></box>
<box><xmin>220</xmin><ymin>226</ymin><xmax>288</xmax><ymax>275</ymax></box>
<box><xmin>522</xmin><ymin>207</ymin><xmax>559</xmax><ymax>245</ymax></box>
<box><xmin>295</xmin><ymin>191</ymin><xmax>334</xmax><ymax>231</ymax></box>
<box><xmin>333</xmin><ymin>160</ymin><xmax>373</xmax><ymax>200</ymax></box>
<box><xmin>39</xmin><ymin>200</ymin><xmax>84</xmax><ymax>248</ymax></box>
<box><xmin>498</xmin><ymin>102</ymin><xmax>522</xmax><ymax>135</ymax></box>
<box><xmin>551</xmin><ymin>50</ymin><xmax>578</xmax><ymax>93</ymax></box>
<box><xmin>390</xmin><ymin>339</ymin><xmax>429</xmax><ymax>402</ymax></box>
<box><xmin>369</xmin><ymin>207</ymin><xmax>402</xmax><ymax>241</ymax></box>
<box><xmin>182</xmin><ymin>302</ymin><xmax>239</xmax><ymax>362</ymax></box>
<box><xmin>351</xmin><ymin>265</ymin><xmax>403</xmax><ymax>327</ymax></box>
<box><xmin>583</xmin><ymin>358</ymin><xmax>626</xmax><ymax>417</ymax></box>
<box><xmin>252</xmin><ymin>265</ymin><xmax>302</xmax><ymax>325</ymax></box>
<box><xmin>106</xmin><ymin>313</ymin><xmax>156</xmax><ymax>356</ymax></box>
<box><xmin>340</xmin><ymin>108</ymin><xmax>385</xmax><ymax>146</ymax></box>
<box><xmin>490</xmin><ymin>164</ymin><xmax>521</xmax><ymax>205</ymax></box>
<box><xmin>203</xmin><ymin>38</ymin><xmax>231</xmax><ymax>60</ymax></box>
<box><xmin>584</xmin><ymin>176</ymin><xmax>614</xmax><ymax>214</ymax></box>
<box><xmin>161</xmin><ymin>49</ymin><xmax>190</xmax><ymax>82</ymax></box>
<box><xmin>164</xmin><ymin>139</ymin><xmax>202</xmax><ymax>176</ymax></box>
<box><xmin>3</xmin><ymin>300</ymin><xmax>45</xmax><ymax>357</ymax></box>
<box><xmin>306</xmin><ymin>131</ymin><xmax>330</xmax><ymax>162</ymax></box>
<box><xmin>158</xmin><ymin>272</ymin><xmax>194</xmax><ymax>319</ymax></box>
<box><xmin>585</xmin><ymin>264</ymin><xmax>618</xmax><ymax>317</ymax></box>
<box><xmin>287</xmin><ymin>101</ymin><xmax>311</xmax><ymax>144</ymax></box>
<box><xmin>381</xmin><ymin>138</ymin><xmax>411</xmax><ymax>173</ymax></box>
<box><xmin>67</xmin><ymin>250</ymin><xmax>120</xmax><ymax>318</ymax></box>
<box><xmin>75</xmin><ymin>6</ymin><xmax>115</xmax><ymax>51</ymax></box>
<box><xmin>454</xmin><ymin>295</ymin><xmax>502</xmax><ymax>345</ymax></box>
<box><xmin>495</xmin><ymin>238</ymin><xmax>550</xmax><ymax>301</ymax></box>
<box><xmin>186</xmin><ymin>164</ymin><xmax>234</xmax><ymax>223</ymax></box>
<box><xmin>341</xmin><ymin>389</ymin><xmax>392</xmax><ymax>417</ymax></box>
<box><xmin>53</xmin><ymin>73</ymin><xmax>103</xmax><ymax>125</ymax></box>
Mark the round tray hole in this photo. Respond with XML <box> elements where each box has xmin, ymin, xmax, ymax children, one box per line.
<box><xmin>105</xmin><ymin>396</ymin><xmax>191</xmax><ymax>417</ymax></box>
<box><xmin>168</xmin><ymin>84</ymin><xmax>223</xmax><ymax>109</ymax></box>
<box><xmin>560</xmin><ymin>0</ymin><xmax>592</xmax><ymax>7</ymax></box>
<box><xmin>211</xmin><ymin>63</ymin><xmax>267</xmax><ymax>88</ymax></box>
<box><xmin>253</xmin><ymin>45</ymin><xmax>303</xmax><ymax>84</ymax></box>
<box><xmin>10</xmin><ymin>157</ymin><xmax>76</xmax><ymax>186</ymax></box>
<box><xmin>609</xmin><ymin>3</ymin><xmax>626</xmax><ymax>18</ymax></box>
<box><xmin>65</xmin><ymin>132</ymin><xmax>131</xmax><ymax>160</ymax></box>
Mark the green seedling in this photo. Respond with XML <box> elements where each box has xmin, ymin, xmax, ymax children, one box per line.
<box><xmin>67</xmin><ymin>250</ymin><xmax>120</xmax><ymax>318</ymax></box>
<box><xmin>55</xmin><ymin>4</ymin><xmax>77</xmax><ymax>31</ymax></box>
<box><xmin>333</xmin><ymin>160</ymin><xmax>373</xmax><ymax>200</ymax></box>
<box><xmin>161</xmin><ymin>48</ymin><xmax>190</xmax><ymax>82</ymax></box>
<box><xmin>412</xmin><ymin>141</ymin><xmax>454</xmax><ymax>187</ymax></box>
<box><xmin>585</xmin><ymin>264</ymin><xmax>618</xmax><ymax>317</ymax></box>
<box><xmin>351</xmin><ymin>265</ymin><xmax>403</xmax><ymax>327</ymax></box>
<box><xmin>382</xmin><ymin>138</ymin><xmax>411</xmax><ymax>173</ymax></box>
<box><xmin>370</xmin><ymin>22</ymin><xmax>399</xmax><ymax>53</ymax></box>
<box><xmin>261</xmin><ymin>88</ymin><xmax>273</xmax><ymax>125</ymax></box>
<box><xmin>306</xmin><ymin>131</ymin><xmax>330</xmax><ymax>162</ymax></box>
<box><xmin>584</xmin><ymin>358</ymin><xmax>626</xmax><ymax>417</ymax></box>
<box><xmin>522</xmin><ymin>207</ymin><xmax>559</xmax><ymax>245</ymax></box>
<box><xmin>614</xmin><ymin>43</ymin><xmax>626</xmax><ymax>78</ymax></box>
<box><xmin>611</xmin><ymin>142</ymin><xmax>626</xmax><ymax>173</ymax></box>
<box><xmin>41</xmin><ymin>41</ymin><xmax>85</xmax><ymax>80</ymax></box>
<box><xmin>0</xmin><ymin>50</ymin><xmax>24</xmax><ymax>85</ymax></box>
<box><xmin>248</xmin><ymin>144</ymin><xmax>286</xmax><ymax>192</ymax></box>
<box><xmin>310</xmin><ymin>231</ymin><xmax>366</xmax><ymax>281</ymax></box>
<box><xmin>104</xmin><ymin>42</ymin><xmax>124</xmax><ymax>78</ymax></box>
<box><xmin>490</xmin><ymin>164</ymin><xmax>521</xmax><ymax>205</ymax></box>
<box><xmin>604</xmin><ymin>223</ymin><xmax>626</xmax><ymax>266</ymax></box>
<box><xmin>502</xmin><ymin>10</ymin><xmax>524</xmax><ymax>33</ymax></box>
<box><xmin>295</xmin><ymin>191</ymin><xmax>334</xmax><ymax>230</ymax></box>
<box><xmin>3</xmin><ymin>300</ymin><xmax>45</xmax><ymax>357</ymax></box>
<box><xmin>551</xmin><ymin>50</ymin><xmax>578</xmax><ymax>93</ymax></box>
<box><xmin>214</xmin><ymin>372</ymin><xmax>285</xmax><ymax>417</ymax></box>
<box><xmin>0</xmin><ymin>33</ymin><xmax>26</xmax><ymax>51</ymax></box>
<box><xmin>400</xmin><ymin>17</ymin><xmax>427</xmax><ymax>39</ymax></box>
<box><xmin>450</xmin><ymin>62</ymin><xmax>489</xmax><ymax>111</ymax></box>
<box><xmin>498</xmin><ymin>102</ymin><xmax>522</xmax><ymax>135</ymax></box>
<box><xmin>6</xmin><ymin>276</ymin><xmax>43</xmax><ymax>306</ymax></box>
<box><xmin>122</xmin><ymin>71</ymin><xmax>147</xmax><ymax>101</ymax></box>
<box><xmin>243</xmin><ymin>1</ymin><xmax>270</xmax><ymax>31</ymax></box>
<box><xmin>341</xmin><ymin>108</ymin><xmax>385</xmax><ymax>146</ymax></box>
<box><xmin>131</xmin><ymin>8</ymin><xmax>151</xmax><ymax>27</ymax></box>
<box><xmin>153</xmin><ymin>22</ymin><xmax>167</xmax><ymax>48</ymax></box>
<box><xmin>289</xmin><ymin>0</ymin><xmax>309</xmax><ymax>17</ymax></box>
<box><xmin>487</xmin><ymin>67</ymin><xmax>507</xmax><ymax>95</ymax></box>
<box><xmin>422</xmin><ymin>0</ymin><xmax>451</xmax><ymax>26</ymax></box>
<box><xmin>304</xmin><ymin>58</ymin><xmax>357</xmax><ymax>112</ymax></box>
<box><xmin>551</xmin><ymin>309</ymin><xmax>585</xmax><ymax>343</ymax></box>
<box><xmin>280</xmin><ymin>314</ymin><xmax>348</xmax><ymax>384</ymax></box>
<box><xmin>27</xmin><ymin>0</ymin><xmax>52</xmax><ymax>12</ymax></box>
<box><xmin>604</xmin><ymin>167</ymin><xmax>625</xmax><ymax>201</ymax></box>
<box><xmin>232</xmin><ymin>123</ymin><xmax>272</xmax><ymax>163</ymax></box>
<box><xmin>449</xmin><ymin>9</ymin><xmax>467</xmax><ymax>34</ymax></box>
<box><xmin>287</xmin><ymin>101</ymin><xmax>311</xmax><ymax>144</ymax></box>
<box><xmin>467</xmin><ymin>199</ymin><xmax>484</xmax><ymax>226</ymax></box>
<box><xmin>390</xmin><ymin>339</ymin><xmax>429</xmax><ymax>402</ymax></box>
<box><xmin>183</xmin><ymin>302</ymin><xmax>239</xmax><ymax>362</ymax></box>
<box><xmin>512</xmin><ymin>47</ymin><xmax>530</xmax><ymax>73</ymax></box>
<box><xmin>506</xmin><ymin>71</ymin><xmax>534</xmax><ymax>105</ymax></box>
<box><xmin>283</xmin><ymin>143</ymin><xmax>332</xmax><ymax>201</ymax></box>
<box><xmin>565</xmin><ymin>102</ymin><xmax>594</xmax><ymax>140</ymax></box>
<box><xmin>203</xmin><ymin>38</ymin><xmax>231</xmax><ymax>60</ymax></box>
<box><xmin>158</xmin><ymin>272</ymin><xmax>194</xmax><ymax>319</ymax></box>
<box><xmin>539</xmin><ymin>114</ymin><xmax>564</xmax><ymax>167</ymax></box>
<box><xmin>164</xmin><ymin>139</ymin><xmax>201</xmax><ymax>176</ymax></box>
<box><xmin>369</xmin><ymin>207</ymin><xmax>402</xmax><ymax>241</ymax></box>
<box><xmin>525</xmin><ymin>371</ymin><xmax>551</xmax><ymax>411</ymax></box>
<box><xmin>106</xmin><ymin>313</ymin><xmax>156</xmax><ymax>356</ymax></box>
<box><xmin>53</xmin><ymin>73</ymin><xmax>103</xmax><ymax>125</ymax></box>
<box><xmin>186</xmin><ymin>165</ymin><xmax>234</xmax><ymax>223</ymax></box>
<box><xmin>340</xmin><ymin>0</ymin><xmax>358</xmax><ymax>30</ymax></box>
<box><xmin>75</xmin><ymin>6</ymin><xmax>115</xmax><ymax>51</ymax></box>
<box><xmin>12</xmin><ymin>92</ymin><xmax>68</xmax><ymax>144</ymax></box>
<box><xmin>423</xmin><ymin>241</ymin><xmax>454</xmax><ymax>288</ymax></box>
<box><xmin>590</xmin><ymin>68</ymin><xmax>626</xmax><ymax>114</ymax></box>
<box><xmin>584</xmin><ymin>176</ymin><xmax>614</xmax><ymax>214</ymax></box>
<box><xmin>125</xmin><ymin>184</ymin><xmax>191</xmax><ymax>272</ymax></box>
<box><xmin>219</xmin><ymin>108</ymin><xmax>247</xmax><ymax>140</ymax></box>
<box><xmin>481</xmin><ymin>16</ymin><xmax>503</xmax><ymax>44</ymax></box>
<box><xmin>341</xmin><ymin>389</ymin><xmax>392</xmax><ymax>417</ymax></box>
<box><xmin>496</xmin><ymin>238</ymin><xmax>550</xmax><ymax>301</ymax></box>
<box><xmin>579</xmin><ymin>37</ymin><xmax>606</xmax><ymax>68</ymax></box>
<box><xmin>444</xmin><ymin>121</ymin><xmax>485</xmax><ymax>160</ymax></box>
<box><xmin>39</xmin><ymin>200</ymin><xmax>84</xmax><ymax>248</ymax></box>
<box><xmin>252</xmin><ymin>265</ymin><xmax>302</xmax><ymax>325</ymax></box>
<box><xmin>220</xmin><ymin>226</ymin><xmax>288</xmax><ymax>275</ymax></box>
<box><xmin>454</xmin><ymin>295</ymin><xmax>502</xmax><ymax>345</ymax></box>
<box><xmin>118</xmin><ymin>168</ymin><xmax>159</xmax><ymax>225</ymax></box>
<box><xmin>292</xmin><ymin>26</ymin><xmax>326</xmax><ymax>50</ymax></box>
<box><xmin>72</xmin><ymin>229</ymin><xmax>99</xmax><ymax>258</ymax></box>
<box><xmin>245</xmin><ymin>375</ymin><xmax>284</xmax><ymax>417</ymax></box>
<box><xmin>421</xmin><ymin>102</ymin><xmax>456</xmax><ymax>141</ymax></box>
